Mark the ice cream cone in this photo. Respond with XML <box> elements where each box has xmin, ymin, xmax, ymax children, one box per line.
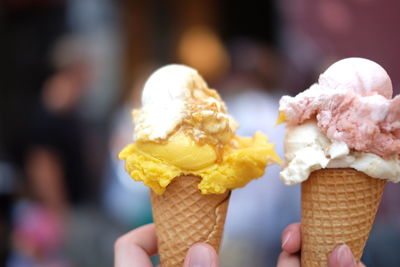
<box><xmin>119</xmin><ymin>64</ymin><xmax>279</xmax><ymax>266</ymax></box>
<box><xmin>301</xmin><ymin>168</ymin><xmax>386</xmax><ymax>267</ymax></box>
<box><xmin>151</xmin><ymin>175</ymin><xmax>230</xmax><ymax>267</ymax></box>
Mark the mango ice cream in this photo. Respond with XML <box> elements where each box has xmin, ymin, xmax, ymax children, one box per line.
<box><xmin>119</xmin><ymin>64</ymin><xmax>280</xmax><ymax>194</ymax></box>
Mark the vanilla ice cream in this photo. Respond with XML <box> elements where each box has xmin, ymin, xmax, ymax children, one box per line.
<box><xmin>280</xmin><ymin>121</ymin><xmax>400</xmax><ymax>185</ymax></box>
<box><xmin>133</xmin><ymin>64</ymin><xmax>238</xmax><ymax>145</ymax></box>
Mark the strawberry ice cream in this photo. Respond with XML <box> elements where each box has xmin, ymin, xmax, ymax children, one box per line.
<box><xmin>279</xmin><ymin>57</ymin><xmax>399</xmax><ymax>267</ymax></box>
<box><xmin>279</xmin><ymin>57</ymin><xmax>400</xmax><ymax>159</ymax></box>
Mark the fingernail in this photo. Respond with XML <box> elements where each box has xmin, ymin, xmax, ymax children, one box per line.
<box><xmin>186</xmin><ymin>244</ymin><xmax>214</xmax><ymax>267</ymax></box>
<box><xmin>335</xmin><ymin>245</ymin><xmax>357</xmax><ymax>267</ymax></box>
<box><xmin>282</xmin><ymin>230</ymin><xmax>292</xmax><ymax>249</ymax></box>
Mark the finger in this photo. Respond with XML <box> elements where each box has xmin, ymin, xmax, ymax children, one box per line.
<box><xmin>281</xmin><ymin>222</ymin><xmax>301</xmax><ymax>254</ymax></box>
<box><xmin>328</xmin><ymin>244</ymin><xmax>357</xmax><ymax>267</ymax></box>
<box><xmin>276</xmin><ymin>251</ymin><xmax>301</xmax><ymax>267</ymax></box>
<box><xmin>358</xmin><ymin>262</ymin><xmax>366</xmax><ymax>267</ymax></box>
<box><xmin>114</xmin><ymin>223</ymin><xmax>157</xmax><ymax>267</ymax></box>
<box><xmin>183</xmin><ymin>243</ymin><xmax>219</xmax><ymax>267</ymax></box>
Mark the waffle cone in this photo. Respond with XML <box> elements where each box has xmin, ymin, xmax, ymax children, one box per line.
<box><xmin>301</xmin><ymin>168</ymin><xmax>386</xmax><ymax>267</ymax></box>
<box><xmin>150</xmin><ymin>175</ymin><xmax>230</xmax><ymax>267</ymax></box>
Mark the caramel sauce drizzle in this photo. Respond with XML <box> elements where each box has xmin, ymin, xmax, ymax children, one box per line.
<box><xmin>135</xmin><ymin>81</ymin><xmax>237</xmax><ymax>164</ymax></box>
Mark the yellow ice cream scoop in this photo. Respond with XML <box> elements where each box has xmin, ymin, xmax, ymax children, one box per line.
<box><xmin>135</xmin><ymin>132</ymin><xmax>217</xmax><ymax>170</ymax></box>
<box><xmin>119</xmin><ymin>131</ymin><xmax>281</xmax><ymax>194</ymax></box>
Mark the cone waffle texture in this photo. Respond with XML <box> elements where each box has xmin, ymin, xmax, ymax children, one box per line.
<box><xmin>301</xmin><ymin>168</ymin><xmax>386</xmax><ymax>267</ymax></box>
<box><xmin>151</xmin><ymin>175</ymin><xmax>230</xmax><ymax>267</ymax></box>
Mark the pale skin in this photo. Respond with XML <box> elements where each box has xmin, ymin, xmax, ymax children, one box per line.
<box><xmin>114</xmin><ymin>223</ymin><xmax>366</xmax><ymax>267</ymax></box>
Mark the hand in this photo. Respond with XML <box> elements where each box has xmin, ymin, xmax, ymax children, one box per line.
<box><xmin>277</xmin><ymin>222</ymin><xmax>366</xmax><ymax>267</ymax></box>
<box><xmin>114</xmin><ymin>223</ymin><xmax>219</xmax><ymax>267</ymax></box>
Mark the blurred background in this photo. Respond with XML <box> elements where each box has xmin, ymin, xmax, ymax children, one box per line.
<box><xmin>1</xmin><ymin>0</ymin><xmax>400</xmax><ymax>266</ymax></box>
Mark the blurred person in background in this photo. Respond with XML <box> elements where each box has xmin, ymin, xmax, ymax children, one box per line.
<box><xmin>9</xmin><ymin>34</ymin><xmax>91</xmax><ymax>266</ymax></box>
<box><xmin>0</xmin><ymin>1</ymin><xmax>69</xmax><ymax>266</ymax></box>
<box><xmin>27</xmin><ymin>35</ymin><xmax>91</xmax><ymax>211</ymax></box>
<box><xmin>1</xmin><ymin>0</ymin><xmax>120</xmax><ymax>265</ymax></box>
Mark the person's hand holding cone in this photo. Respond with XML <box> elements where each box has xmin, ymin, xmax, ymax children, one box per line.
<box><xmin>119</xmin><ymin>65</ymin><xmax>280</xmax><ymax>266</ymax></box>
<box><xmin>278</xmin><ymin>58</ymin><xmax>400</xmax><ymax>266</ymax></box>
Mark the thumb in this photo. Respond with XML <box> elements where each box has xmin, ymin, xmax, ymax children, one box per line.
<box><xmin>183</xmin><ymin>243</ymin><xmax>219</xmax><ymax>267</ymax></box>
<box><xmin>328</xmin><ymin>244</ymin><xmax>358</xmax><ymax>267</ymax></box>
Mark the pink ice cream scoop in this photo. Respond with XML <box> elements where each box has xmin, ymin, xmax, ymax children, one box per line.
<box><xmin>279</xmin><ymin>57</ymin><xmax>400</xmax><ymax>159</ymax></box>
